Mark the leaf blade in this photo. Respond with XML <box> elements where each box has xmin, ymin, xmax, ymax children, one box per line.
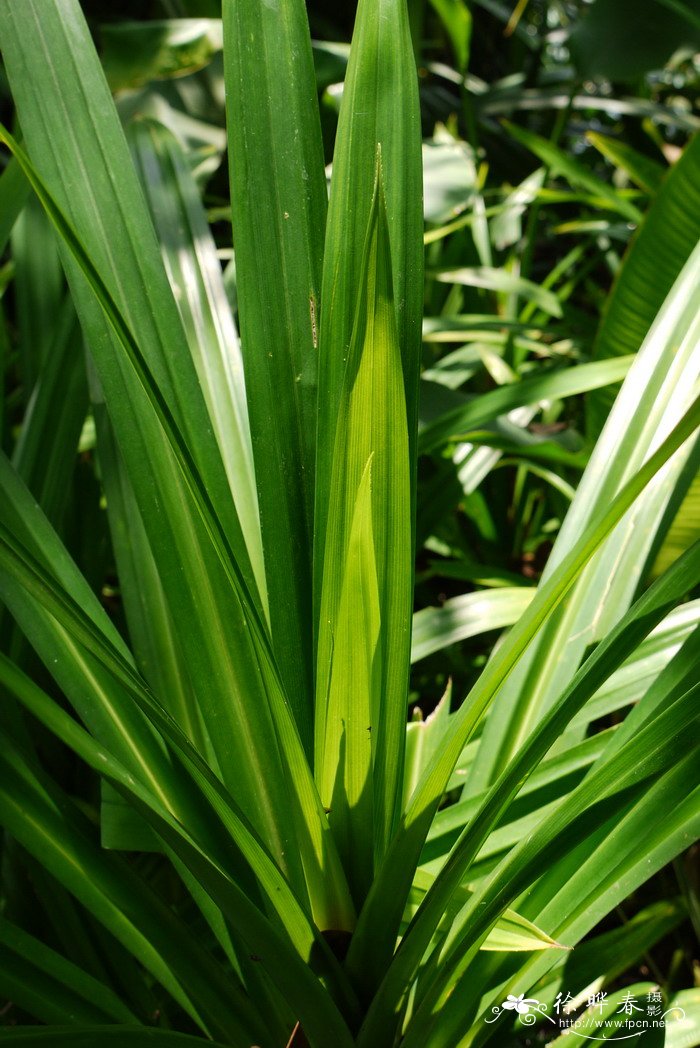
<box><xmin>315</xmin><ymin>0</ymin><xmax>423</xmax><ymax>646</ymax></box>
<box><xmin>223</xmin><ymin>0</ymin><xmax>327</xmax><ymax>750</ymax></box>
<box><xmin>315</xmin><ymin>177</ymin><xmax>413</xmax><ymax>887</ymax></box>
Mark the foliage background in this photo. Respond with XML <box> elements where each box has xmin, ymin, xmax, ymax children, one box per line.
<box><xmin>0</xmin><ymin>0</ymin><xmax>698</xmax><ymax>1044</ymax></box>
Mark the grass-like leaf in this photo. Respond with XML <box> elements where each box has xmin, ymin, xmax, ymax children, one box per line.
<box><xmin>316</xmin><ymin>172</ymin><xmax>412</xmax><ymax>885</ymax></box>
<box><xmin>0</xmin><ymin>119</ymin><xmax>354</xmax><ymax>930</ymax></box>
<box><xmin>347</xmin><ymin>383</ymin><xmax>700</xmax><ymax>1001</ymax></box>
<box><xmin>223</xmin><ymin>0</ymin><xmax>327</xmax><ymax>751</ymax></box>
<box><xmin>315</xmin><ymin>0</ymin><xmax>423</xmax><ymax>671</ymax></box>
<box><xmin>588</xmin><ymin>133</ymin><xmax>700</xmax><ymax>433</ymax></box>
<box><xmin>0</xmin><ymin>2</ymin><xmax>697</xmax><ymax>1044</ymax></box>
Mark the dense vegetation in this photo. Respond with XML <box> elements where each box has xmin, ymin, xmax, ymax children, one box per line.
<box><xmin>0</xmin><ymin>1</ymin><xmax>698</xmax><ymax>1045</ymax></box>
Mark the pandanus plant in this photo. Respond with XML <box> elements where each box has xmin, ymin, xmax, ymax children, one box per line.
<box><xmin>0</xmin><ymin>0</ymin><xmax>698</xmax><ymax>1046</ymax></box>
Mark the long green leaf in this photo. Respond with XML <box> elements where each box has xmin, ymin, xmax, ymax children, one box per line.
<box><xmin>434</xmin><ymin>266</ymin><xmax>563</xmax><ymax>318</ymax></box>
<box><xmin>223</xmin><ymin>0</ymin><xmax>327</xmax><ymax>751</ymax></box>
<box><xmin>89</xmin><ymin>386</ymin><xmax>204</xmax><ymax>850</ymax></box>
<box><xmin>431</xmin><ymin>557</ymin><xmax>700</xmax><ymax>899</ymax></box>
<box><xmin>411</xmin><ymin>587</ymin><xmax>535</xmax><ymax>662</ymax></box>
<box><xmin>318</xmin><ymin>460</ymin><xmax>379</xmax><ymax>901</ymax></box>
<box><xmin>316</xmin><ymin>176</ymin><xmax>412</xmax><ymax>878</ymax></box>
<box><xmin>1</xmin><ymin>295</ymin><xmax>86</xmax><ymax>706</ymax></box>
<box><xmin>418</xmin><ymin>356</ymin><xmax>633</xmax><ymax>454</ymax></box>
<box><xmin>471</xmin><ymin>239</ymin><xmax>700</xmax><ymax>792</ymax></box>
<box><xmin>406</xmin><ymin>871</ymin><xmax>565</xmax><ymax>953</ymax></box>
<box><xmin>0</xmin><ymin>124</ymin><xmax>353</xmax><ymax>928</ymax></box>
<box><xmin>0</xmin><ymin>747</ymin><xmax>259</xmax><ymax>1046</ymax></box>
<box><xmin>11</xmin><ymin>301</ymin><xmax>86</xmax><ymax>533</ymax></box>
<box><xmin>0</xmin><ymin>11</ymin><xmax>330</xmax><ymax>902</ymax></box>
<box><xmin>127</xmin><ymin>118</ymin><xmax>265</xmax><ymax>609</ymax></box>
<box><xmin>504</xmin><ymin>121</ymin><xmax>643</xmax><ymax>223</ymax></box>
<box><xmin>0</xmin><ymin>1</ymin><xmax>256</xmax><ymax>597</ymax></box>
<box><xmin>0</xmin><ymin>454</ymin><xmax>193</xmax><ymax>827</ymax></box>
<box><xmin>401</xmin><ymin>694</ymin><xmax>700</xmax><ymax>1047</ymax></box>
<box><xmin>0</xmin><ymin>2</ymin><xmax>317</xmax><ymax>876</ymax></box>
<box><xmin>426</xmin><ymin>729</ymin><xmax>613</xmax><ymax>855</ymax></box>
<box><xmin>0</xmin><ymin>496</ymin><xmax>354</xmax><ymax>940</ymax></box>
<box><xmin>449</xmin><ymin>765</ymin><xmax>699</xmax><ymax>1047</ymax></box>
<box><xmin>652</xmin><ymin>470</ymin><xmax>700</xmax><ymax>576</ymax></box>
<box><xmin>0</xmin><ymin>915</ymin><xmax>137</xmax><ymax>1026</ymax></box>
<box><xmin>530</xmin><ymin>900</ymin><xmax>687</xmax><ymax>1022</ymax></box>
<box><xmin>586</xmin><ymin>131</ymin><xmax>665</xmax><ymax>193</ymax></box>
<box><xmin>588</xmin><ymin>133</ymin><xmax>700</xmax><ymax>433</ymax></box>
<box><xmin>346</xmin><ymin>384</ymin><xmax>700</xmax><ymax>999</ymax></box>
<box><xmin>10</xmin><ymin>193</ymin><xmax>64</xmax><ymax>391</ymax></box>
<box><xmin>356</xmin><ymin>541</ymin><xmax>700</xmax><ymax>1040</ymax></box>
<box><xmin>0</xmin><ymin>658</ymin><xmax>360</xmax><ymax>1047</ymax></box>
<box><xmin>315</xmin><ymin>0</ymin><xmax>423</xmax><ymax>636</ymax></box>
<box><xmin>90</xmin><ymin>391</ymin><xmax>206</xmax><ymax>758</ymax></box>
<box><xmin>465</xmin><ymin>634</ymin><xmax>700</xmax><ymax>1041</ymax></box>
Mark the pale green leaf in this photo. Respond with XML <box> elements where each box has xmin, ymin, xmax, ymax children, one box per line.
<box><xmin>316</xmin><ymin>175</ymin><xmax>412</xmax><ymax>887</ymax></box>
